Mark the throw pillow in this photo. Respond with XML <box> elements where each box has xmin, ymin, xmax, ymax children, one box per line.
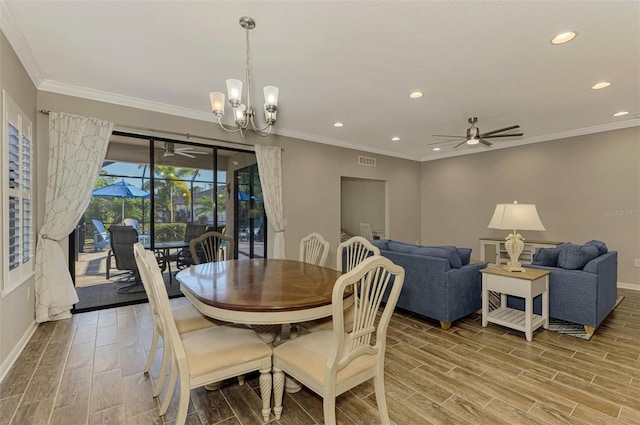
<box><xmin>371</xmin><ymin>239</ymin><xmax>389</xmax><ymax>251</ymax></box>
<box><xmin>532</xmin><ymin>247</ymin><xmax>562</xmax><ymax>267</ymax></box>
<box><xmin>416</xmin><ymin>246</ymin><xmax>463</xmax><ymax>268</ymax></box>
<box><xmin>456</xmin><ymin>248</ymin><xmax>472</xmax><ymax>266</ymax></box>
<box><xmin>558</xmin><ymin>243</ymin><xmax>600</xmax><ymax>270</ymax></box>
<box><xmin>585</xmin><ymin>240</ymin><xmax>608</xmax><ymax>256</ymax></box>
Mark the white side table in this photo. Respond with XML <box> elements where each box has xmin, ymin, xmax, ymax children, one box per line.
<box><xmin>481</xmin><ymin>266</ymin><xmax>550</xmax><ymax>341</ymax></box>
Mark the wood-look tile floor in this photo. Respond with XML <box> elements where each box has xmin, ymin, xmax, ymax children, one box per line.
<box><xmin>1</xmin><ymin>289</ymin><xmax>639</xmax><ymax>425</ymax></box>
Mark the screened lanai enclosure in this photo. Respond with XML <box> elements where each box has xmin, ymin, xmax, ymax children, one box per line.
<box><xmin>71</xmin><ymin>133</ymin><xmax>266</xmax><ymax>311</ymax></box>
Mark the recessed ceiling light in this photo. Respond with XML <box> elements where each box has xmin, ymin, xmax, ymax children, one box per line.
<box><xmin>391</xmin><ymin>137</ymin><xmax>400</xmax><ymax>141</ymax></box>
<box><xmin>613</xmin><ymin>111</ymin><xmax>629</xmax><ymax>117</ymax></box>
<box><xmin>333</xmin><ymin>122</ymin><xmax>344</xmax><ymax>128</ymax></box>
<box><xmin>591</xmin><ymin>81</ymin><xmax>611</xmax><ymax>90</ymax></box>
<box><xmin>433</xmin><ymin>147</ymin><xmax>441</xmax><ymax>151</ymax></box>
<box><xmin>408</xmin><ymin>91</ymin><xmax>423</xmax><ymax>99</ymax></box>
<box><xmin>551</xmin><ymin>31</ymin><xmax>577</xmax><ymax>45</ymax></box>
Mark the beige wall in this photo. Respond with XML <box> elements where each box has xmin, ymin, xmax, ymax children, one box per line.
<box><xmin>37</xmin><ymin>92</ymin><xmax>423</xmax><ymax>270</ymax></box>
<box><xmin>0</xmin><ymin>32</ymin><xmax>38</xmax><ymax>367</ymax></box>
<box><xmin>420</xmin><ymin>127</ymin><xmax>640</xmax><ymax>286</ymax></box>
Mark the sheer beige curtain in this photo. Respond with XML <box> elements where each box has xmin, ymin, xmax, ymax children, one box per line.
<box><xmin>35</xmin><ymin>112</ymin><xmax>113</xmax><ymax>322</ymax></box>
<box><xmin>254</xmin><ymin>145</ymin><xmax>286</xmax><ymax>259</ymax></box>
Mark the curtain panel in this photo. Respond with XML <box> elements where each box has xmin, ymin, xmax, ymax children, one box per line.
<box><xmin>254</xmin><ymin>145</ymin><xmax>286</xmax><ymax>259</ymax></box>
<box><xmin>35</xmin><ymin>112</ymin><xmax>113</xmax><ymax>322</ymax></box>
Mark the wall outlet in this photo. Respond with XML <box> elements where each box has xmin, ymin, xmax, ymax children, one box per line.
<box><xmin>635</xmin><ymin>259</ymin><xmax>640</xmax><ymax>267</ymax></box>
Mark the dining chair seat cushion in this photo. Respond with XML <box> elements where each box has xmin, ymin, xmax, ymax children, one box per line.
<box><xmin>181</xmin><ymin>325</ymin><xmax>273</xmax><ymax>379</ymax></box>
<box><xmin>172</xmin><ymin>305</ymin><xmax>223</xmax><ymax>334</ymax></box>
<box><xmin>273</xmin><ymin>330</ymin><xmax>376</xmax><ymax>386</ymax></box>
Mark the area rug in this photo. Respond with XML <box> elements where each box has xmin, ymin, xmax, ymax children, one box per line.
<box><xmin>547</xmin><ymin>295</ymin><xmax>624</xmax><ymax>340</ymax></box>
<box><xmin>487</xmin><ymin>292</ymin><xmax>624</xmax><ymax>341</ymax></box>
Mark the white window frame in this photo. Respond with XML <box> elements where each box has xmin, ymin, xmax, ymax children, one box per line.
<box><xmin>2</xmin><ymin>90</ymin><xmax>34</xmax><ymax>296</ymax></box>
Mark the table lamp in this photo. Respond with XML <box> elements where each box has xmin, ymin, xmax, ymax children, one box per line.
<box><xmin>487</xmin><ymin>201</ymin><xmax>545</xmax><ymax>272</ymax></box>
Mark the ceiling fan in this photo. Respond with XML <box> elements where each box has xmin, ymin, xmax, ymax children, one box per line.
<box><xmin>430</xmin><ymin>117</ymin><xmax>523</xmax><ymax>149</ymax></box>
<box><xmin>161</xmin><ymin>142</ymin><xmax>207</xmax><ymax>158</ymax></box>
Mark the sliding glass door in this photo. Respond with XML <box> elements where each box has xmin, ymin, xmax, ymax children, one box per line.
<box><xmin>70</xmin><ymin>133</ymin><xmax>264</xmax><ymax>312</ymax></box>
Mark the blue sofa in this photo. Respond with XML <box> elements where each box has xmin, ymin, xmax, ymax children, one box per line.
<box><xmin>371</xmin><ymin>240</ymin><xmax>487</xmax><ymax>329</ymax></box>
<box><xmin>507</xmin><ymin>240</ymin><xmax>617</xmax><ymax>335</ymax></box>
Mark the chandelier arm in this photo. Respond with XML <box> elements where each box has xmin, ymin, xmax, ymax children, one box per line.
<box><xmin>216</xmin><ymin>116</ymin><xmax>243</xmax><ymax>134</ymax></box>
<box><xmin>249</xmin><ymin>116</ymin><xmax>273</xmax><ymax>133</ymax></box>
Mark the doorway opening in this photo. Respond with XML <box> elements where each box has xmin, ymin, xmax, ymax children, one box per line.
<box><xmin>340</xmin><ymin>177</ymin><xmax>387</xmax><ymax>241</ymax></box>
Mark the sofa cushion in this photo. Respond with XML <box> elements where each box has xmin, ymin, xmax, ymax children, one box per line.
<box><xmin>415</xmin><ymin>246</ymin><xmax>463</xmax><ymax>268</ymax></box>
<box><xmin>585</xmin><ymin>240</ymin><xmax>608</xmax><ymax>256</ymax></box>
<box><xmin>532</xmin><ymin>247</ymin><xmax>562</xmax><ymax>267</ymax></box>
<box><xmin>558</xmin><ymin>243</ymin><xmax>600</xmax><ymax>270</ymax></box>
<box><xmin>387</xmin><ymin>241</ymin><xmax>420</xmax><ymax>254</ymax></box>
<box><xmin>456</xmin><ymin>248</ymin><xmax>472</xmax><ymax>266</ymax></box>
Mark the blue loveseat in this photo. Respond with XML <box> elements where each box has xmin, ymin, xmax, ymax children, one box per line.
<box><xmin>371</xmin><ymin>240</ymin><xmax>487</xmax><ymax>329</ymax></box>
<box><xmin>507</xmin><ymin>240</ymin><xmax>617</xmax><ymax>335</ymax></box>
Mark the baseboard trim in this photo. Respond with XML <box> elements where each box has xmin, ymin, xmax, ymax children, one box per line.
<box><xmin>618</xmin><ymin>282</ymin><xmax>640</xmax><ymax>291</ymax></box>
<box><xmin>0</xmin><ymin>320</ymin><xmax>38</xmax><ymax>384</ymax></box>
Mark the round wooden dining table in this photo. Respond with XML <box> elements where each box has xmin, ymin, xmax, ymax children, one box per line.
<box><xmin>176</xmin><ymin>258</ymin><xmax>346</xmax><ymax>325</ymax></box>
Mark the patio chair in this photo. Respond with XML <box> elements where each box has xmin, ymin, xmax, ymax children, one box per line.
<box><xmin>124</xmin><ymin>218</ymin><xmax>150</xmax><ymax>244</ymax></box>
<box><xmin>272</xmin><ymin>255</ymin><xmax>405</xmax><ymax>423</ymax></box>
<box><xmin>109</xmin><ymin>225</ymin><xmax>144</xmax><ymax>293</ymax></box>
<box><xmin>92</xmin><ymin>219</ymin><xmax>110</xmax><ymax>252</ymax></box>
<box><xmin>163</xmin><ymin>223</ymin><xmax>208</xmax><ymax>282</ymax></box>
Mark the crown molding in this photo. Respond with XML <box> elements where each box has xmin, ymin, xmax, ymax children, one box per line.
<box><xmin>38</xmin><ymin>80</ymin><xmax>640</xmax><ymax>164</ymax></box>
<box><xmin>0</xmin><ymin>0</ymin><xmax>44</xmax><ymax>86</ymax></box>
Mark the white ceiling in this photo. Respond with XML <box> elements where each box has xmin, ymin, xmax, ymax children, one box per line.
<box><xmin>2</xmin><ymin>1</ymin><xmax>639</xmax><ymax>161</ymax></box>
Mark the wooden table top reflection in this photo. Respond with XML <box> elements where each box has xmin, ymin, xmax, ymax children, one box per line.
<box><xmin>176</xmin><ymin>259</ymin><xmax>346</xmax><ymax>325</ymax></box>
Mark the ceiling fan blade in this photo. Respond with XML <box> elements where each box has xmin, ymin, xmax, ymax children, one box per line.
<box><xmin>177</xmin><ymin>151</ymin><xmax>196</xmax><ymax>159</ymax></box>
<box><xmin>432</xmin><ymin>134</ymin><xmax>464</xmax><ymax>138</ymax></box>
<box><xmin>428</xmin><ymin>138</ymin><xmax>465</xmax><ymax>146</ymax></box>
<box><xmin>453</xmin><ymin>140</ymin><xmax>468</xmax><ymax>149</ymax></box>
<box><xmin>481</xmin><ymin>133</ymin><xmax>524</xmax><ymax>139</ymax></box>
<box><xmin>479</xmin><ymin>125</ymin><xmax>520</xmax><ymax>137</ymax></box>
<box><xmin>177</xmin><ymin>149</ymin><xmax>207</xmax><ymax>155</ymax></box>
<box><xmin>479</xmin><ymin>139</ymin><xmax>492</xmax><ymax>147</ymax></box>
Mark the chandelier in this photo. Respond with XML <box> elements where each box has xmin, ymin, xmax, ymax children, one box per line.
<box><xmin>209</xmin><ymin>16</ymin><xmax>279</xmax><ymax>138</ymax></box>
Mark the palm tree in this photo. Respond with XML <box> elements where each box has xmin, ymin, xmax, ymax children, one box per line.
<box><xmin>154</xmin><ymin>166</ymin><xmax>192</xmax><ymax>222</ymax></box>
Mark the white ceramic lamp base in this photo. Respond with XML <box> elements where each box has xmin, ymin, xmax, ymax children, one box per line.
<box><xmin>504</xmin><ymin>232</ymin><xmax>526</xmax><ymax>272</ymax></box>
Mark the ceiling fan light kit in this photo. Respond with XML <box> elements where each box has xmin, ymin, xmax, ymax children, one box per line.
<box><xmin>209</xmin><ymin>16</ymin><xmax>278</xmax><ymax>138</ymax></box>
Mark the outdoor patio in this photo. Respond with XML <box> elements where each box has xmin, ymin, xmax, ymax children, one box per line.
<box><xmin>74</xmin><ymin>240</ymin><xmax>264</xmax><ymax>311</ymax></box>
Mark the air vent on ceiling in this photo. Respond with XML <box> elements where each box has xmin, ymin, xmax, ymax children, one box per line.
<box><xmin>358</xmin><ymin>155</ymin><xmax>377</xmax><ymax>167</ymax></box>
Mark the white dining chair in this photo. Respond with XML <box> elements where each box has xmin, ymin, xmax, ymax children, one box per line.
<box><xmin>299</xmin><ymin>232</ymin><xmax>330</xmax><ymax>266</ymax></box>
<box><xmin>299</xmin><ymin>236</ymin><xmax>381</xmax><ymax>334</ymax></box>
<box><xmin>337</xmin><ymin>235</ymin><xmax>381</xmax><ymax>273</ymax></box>
<box><xmin>272</xmin><ymin>255</ymin><xmax>405</xmax><ymax>424</ymax></box>
<box><xmin>132</xmin><ymin>244</ymin><xmax>222</xmax><ymax>398</ymax></box>
<box><xmin>189</xmin><ymin>231</ymin><xmax>234</xmax><ymax>264</ymax></box>
<box><xmin>140</xmin><ymin>244</ymin><xmax>274</xmax><ymax>424</ymax></box>
<box><xmin>360</xmin><ymin>222</ymin><xmax>373</xmax><ymax>240</ymax></box>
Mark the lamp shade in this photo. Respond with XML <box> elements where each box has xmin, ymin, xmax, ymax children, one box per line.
<box><xmin>226</xmin><ymin>79</ymin><xmax>243</xmax><ymax>106</ymax></box>
<box><xmin>263</xmin><ymin>86</ymin><xmax>279</xmax><ymax>107</ymax></box>
<box><xmin>209</xmin><ymin>92</ymin><xmax>226</xmax><ymax>115</ymax></box>
<box><xmin>487</xmin><ymin>201</ymin><xmax>545</xmax><ymax>231</ymax></box>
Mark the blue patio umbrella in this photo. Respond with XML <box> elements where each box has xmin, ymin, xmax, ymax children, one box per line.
<box><xmin>92</xmin><ymin>180</ymin><xmax>150</xmax><ymax>220</ymax></box>
<box><xmin>238</xmin><ymin>190</ymin><xmax>261</xmax><ymax>201</ymax></box>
